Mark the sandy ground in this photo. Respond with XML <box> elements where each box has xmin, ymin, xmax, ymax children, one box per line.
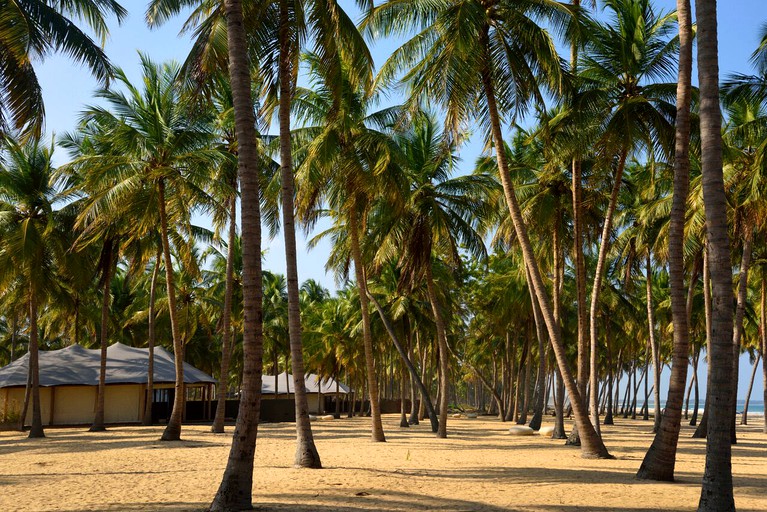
<box><xmin>0</xmin><ymin>414</ymin><xmax>765</xmax><ymax>512</ymax></box>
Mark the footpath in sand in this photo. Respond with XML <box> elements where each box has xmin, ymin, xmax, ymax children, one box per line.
<box><xmin>0</xmin><ymin>414</ymin><xmax>765</xmax><ymax>511</ymax></box>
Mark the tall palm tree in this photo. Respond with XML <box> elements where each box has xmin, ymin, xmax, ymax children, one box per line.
<box><xmin>261</xmin><ymin>0</ymin><xmax>373</xmax><ymax>465</ymax></box>
<box><xmin>366</xmin><ymin>0</ymin><xmax>611</xmax><ymax>458</ymax></box>
<box><xmin>293</xmin><ymin>52</ymin><xmax>404</xmax><ymax>442</ymax></box>
<box><xmin>694</xmin><ymin>0</ymin><xmax>735</xmax><ymax>509</ymax></box>
<box><xmin>636</xmin><ymin>0</ymin><xmax>694</xmax><ymax>481</ymax></box>
<box><xmin>62</xmin><ymin>55</ymin><xmax>219</xmax><ymax>441</ymax></box>
<box><xmin>577</xmin><ymin>0</ymin><xmax>677</xmax><ymax>434</ymax></box>
<box><xmin>377</xmin><ymin>113</ymin><xmax>493</xmax><ymax>438</ymax></box>
<box><xmin>721</xmin><ymin>80</ymin><xmax>767</xmax><ymax>442</ymax></box>
<box><xmin>210</xmin><ymin>0</ymin><xmax>267</xmax><ymax>504</ymax></box>
<box><xmin>0</xmin><ymin>0</ymin><xmax>126</xmax><ymax>137</ymax></box>
<box><xmin>0</xmin><ymin>136</ymin><xmax>69</xmax><ymax>438</ymax></box>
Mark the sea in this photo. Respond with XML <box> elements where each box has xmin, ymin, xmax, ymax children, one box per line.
<box><xmin>736</xmin><ymin>399</ymin><xmax>764</xmax><ymax>415</ymax></box>
<box><xmin>654</xmin><ymin>400</ymin><xmax>765</xmax><ymax>415</ymax></box>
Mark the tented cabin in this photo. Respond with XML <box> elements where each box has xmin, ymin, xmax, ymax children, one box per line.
<box><xmin>262</xmin><ymin>372</ymin><xmax>350</xmax><ymax>414</ymax></box>
<box><xmin>0</xmin><ymin>343</ymin><xmax>216</xmax><ymax>426</ymax></box>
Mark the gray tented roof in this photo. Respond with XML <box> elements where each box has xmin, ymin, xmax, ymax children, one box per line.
<box><xmin>262</xmin><ymin>372</ymin><xmax>350</xmax><ymax>394</ymax></box>
<box><xmin>0</xmin><ymin>342</ymin><xmax>215</xmax><ymax>388</ymax></box>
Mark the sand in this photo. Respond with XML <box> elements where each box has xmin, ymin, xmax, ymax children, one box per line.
<box><xmin>0</xmin><ymin>414</ymin><xmax>765</xmax><ymax>512</ymax></box>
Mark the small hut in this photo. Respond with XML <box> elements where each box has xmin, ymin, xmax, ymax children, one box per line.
<box><xmin>0</xmin><ymin>342</ymin><xmax>215</xmax><ymax>426</ymax></box>
<box><xmin>262</xmin><ymin>372</ymin><xmax>350</xmax><ymax>414</ymax></box>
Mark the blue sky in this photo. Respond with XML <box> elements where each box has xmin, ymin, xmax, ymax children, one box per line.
<box><xmin>34</xmin><ymin>0</ymin><xmax>766</xmax><ymax>399</ymax></box>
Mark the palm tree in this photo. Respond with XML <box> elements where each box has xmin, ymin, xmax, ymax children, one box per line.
<box><xmin>0</xmin><ymin>136</ymin><xmax>70</xmax><ymax>438</ymax></box>
<box><xmin>198</xmin><ymin>76</ymin><xmax>242</xmax><ymax>434</ymax></box>
<box><xmin>720</xmin><ymin>83</ymin><xmax>767</xmax><ymax>443</ymax></box>
<box><xmin>62</xmin><ymin>55</ymin><xmax>219</xmax><ymax>441</ymax></box>
<box><xmin>293</xmin><ymin>53</ymin><xmax>405</xmax><ymax>442</ymax></box>
<box><xmin>636</xmin><ymin>0</ymin><xmax>694</xmax><ymax>481</ymax></box>
<box><xmin>365</xmin><ymin>0</ymin><xmax>611</xmax><ymax>458</ymax></box>
<box><xmin>577</xmin><ymin>0</ymin><xmax>677</xmax><ymax>434</ymax></box>
<box><xmin>210</xmin><ymin>0</ymin><xmax>268</xmax><ymax>504</ymax></box>
<box><xmin>0</xmin><ymin>0</ymin><xmax>126</xmax><ymax>137</ymax></box>
<box><xmin>262</xmin><ymin>0</ymin><xmax>373</xmax><ymax>465</ymax></box>
<box><xmin>376</xmin><ymin>113</ymin><xmax>493</xmax><ymax>438</ymax></box>
<box><xmin>694</xmin><ymin>0</ymin><xmax>735</xmax><ymax>509</ymax></box>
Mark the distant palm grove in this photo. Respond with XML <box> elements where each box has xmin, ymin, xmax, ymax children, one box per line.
<box><xmin>0</xmin><ymin>0</ymin><xmax>765</xmax><ymax>509</ymax></box>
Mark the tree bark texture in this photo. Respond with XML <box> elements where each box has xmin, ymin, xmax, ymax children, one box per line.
<box><xmin>210</xmin><ymin>0</ymin><xmax>266</xmax><ymax>506</ymax></box>
<box><xmin>695</xmin><ymin>1</ymin><xmax>736</xmax><ymax>508</ymax></box>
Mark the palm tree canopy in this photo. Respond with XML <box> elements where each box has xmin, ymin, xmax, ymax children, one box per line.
<box><xmin>0</xmin><ymin>0</ymin><xmax>126</xmax><ymax>137</ymax></box>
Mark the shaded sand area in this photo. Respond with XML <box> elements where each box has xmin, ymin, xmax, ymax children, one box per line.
<box><xmin>1</xmin><ymin>414</ymin><xmax>766</xmax><ymax>512</ymax></box>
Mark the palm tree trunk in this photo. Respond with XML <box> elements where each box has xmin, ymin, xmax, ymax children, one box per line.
<box><xmin>505</xmin><ymin>338</ymin><xmax>515</xmax><ymax>422</ymax></box>
<box><xmin>550</xmin><ymin>206</ymin><xmax>567</xmax><ymax>438</ymax></box>
<box><xmin>761</xmin><ymin>273</ymin><xmax>767</xmax><ymax>434</ymax></box>
<box><xmin>570</xmin><ymin>0</ymin><xmax>588</xmax><ymax>448</ymax></box>
<box><xmin>143</xmin><ymin>248</ymin><xmax>161</xmax><ymax>426</ymax></box>
<box><xmin>91</xmin><ymin>240</ymin><xmax>114</xmax><ymax>432</ymax></box>
<box><xmin>604</xmin><ymin>325</ymin><xmax>615</xmax><ymax>425</ymax></box>
<box><xmin>27</xmin><ymin>292</ymin><xmax>44</xmax><ymax>438</ymax></box>
<box><xmin>210</xmin><ymin>0</ymin><xmax>266</xmax><ymax>506</ymax></box>
<box><xmin>588</xmin><ymin>147</ymin><xmax>629</xmax><ymax>437</ymax></box>
<box><xmin>158</xmin><ymin>179</ymin><xmax>186</xmax><ymax>442</ymax></box>
<box><xmin>730</xmin><ymin>232</ymin><xmax>752</xmax><ymax>443</ymax></box>
<box><xmin>408</xmin><ymin>326</ymin><xmax>419</xmax><ymax>425</ymax></box>
<box><xmin>10</xmin><ymin>313</ymin><xmax>18</xmax><ymax>362</ymax></box>
<box><xmin>637</xmin><ymin>1</ymin><xmax>693</xmax><ymax>479</ymax></box>
<box><xmin>19</xmin><ymin>353</ymin><xmax>31</xmax><ymax>431</ymax></box>
<box><xmin>644</xmin><ymin>251</ymin><xmax>662</xmax><ymax>433</ymax></box>
<box><xmin>551</xmin><ymin>208</ymin><xmax>567</xmax><ymax>439</ymax></box>
<box><xmin>399</xmin><ymin>363</ymin><xmax>409</xmax><ymax>428</ymax></box>
<box><xmin>419</xmin><ymin>341</ymin><xmax>428</xmax><ymax>421</ymax></box>
<box><xmin>479</xmin><ymin>48</ymin><xmax>609</xmax><ymax>458</ymax></box>
<box><xmin>367</xmin><ymin>291</ymin><xmax>439</xmax><ymax>432</ymax></box>
<box><xmin>571</xmin><ymin>157</ymin><xmax>588</xmax><ymax>442</ymax></box>
<box><xmin>212</xmin><ymin>194</ymin><xmax>238</xmax><ymax>433</ymax></box>
<box><xmin>519</xmin><ymin>346</ymin><xmax>533</xmax><ymax>424</ymax></box>
<box><xmin>695</xmin><ymin>0</ymin><xmax>736</xmax><ymax>507</ymax></box>
<box><xmin>470</xmin><ymin>364</ymin><xmax>504</xmax><ymax>421</ymax></box>
<box><xmin>643</xmin><ymin>359</ymin><xmax>650</xmax><ymax>420</ymax></box>
<box><xmin>425</xmin><ymin>262</ymin><xmax>450</xmax><ymax>438</ymax></box>
<box><xmin>527</xmin><ymin>266</ymin><xmax>546</xmax><ymax>431</ymax></box>
<box><xmin>690</xmin><ymin>350</ymin><xmax>700</xmax><ymax>426</ymax></box>
<box><xmin>349</xmin><ymin>209</ymin><xmax>386</xmax><ymax>442</ymax></box>
<box><xmin>72</xmin><ymin>300</ymin><xmax>79</xmax><ymax>346</ymax></box>
<box><xmin>741</xmin><ymin>353</ymin><xmax>760</xmax><ymax>425</ymax></box>
<box><xmin>277</xmin><ymin>1</ymin><xmax>321</xmax><ymax>467</ymax></box>
<box><xmin>687</xmin><ymin>258</ymin><xmax>702</xmax><ymax>424</ymax></box>
<box><xmin>693</xmin><ymin>242</ymin><xmax>714</xmax><ymax>438</ymax></box>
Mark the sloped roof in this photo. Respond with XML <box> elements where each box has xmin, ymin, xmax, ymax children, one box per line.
<box><xmin>262</xmin><ymin>372</ymin><xmax>350</xmax><ymax>394</ymax></box>
<box><xmin>0</xmin><ymin>342</ymin><xmax>215</xmax><ymax>388</ymax></box>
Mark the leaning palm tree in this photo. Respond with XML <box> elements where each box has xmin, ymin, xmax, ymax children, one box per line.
<box><xmin>62</xmin><ymin>54</ymin><xmax>220</xmax><ymax>441</ymax></box>
<box><xmin>0</xmin><ymin>0</ymin><xmax>126</xmax><ymax>137</ymax></box>
<box><xmin>0</xmin><ymin>136</ymin><xmax>70</xmax><ymax>438</ymax></box>
<box><xmin>636</xmin><ymin>0</ymin><xmax>694</xmax><ymax>482</ymax></box>
<box><xmin>365</xmin><ymin>0</ymin><xmax>611</xmax><ymax>458</ymax></box>
<box><xmin>694</xmin><ymin>0</ymin><xmax>735</xmax><ymax>509</ymax></box>
<box><xmin>376</xmin><ymin>113</ymin><xmax>494</xmax><ymax>438</ymax></box>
